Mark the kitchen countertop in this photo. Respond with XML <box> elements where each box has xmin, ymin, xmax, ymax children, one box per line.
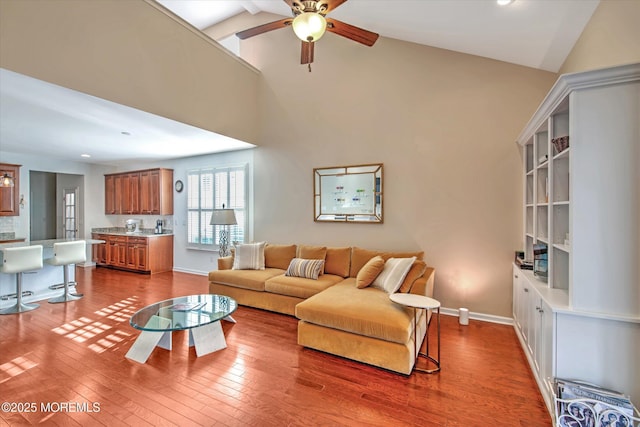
<box><xmin>0</xmin><ymin>232</ymin><xmax>26</xmax><ymax>243</ymax></box>
<box><xmin>0</xmin><ymin>238</ymin><xmax>105</xmax><ymax>250</ymax></box>
<box><xmin>91</xmin><ymin>227</ymin><xmax>173</xmax><ymax>237</ymax></box>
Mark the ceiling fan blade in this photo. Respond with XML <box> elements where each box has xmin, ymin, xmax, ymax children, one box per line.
<box><xmin>283</xmin><ymin>0</ymin><xmax>347</xmax><ymax>15</ymax></box>
<box><xmin>325</xmin><ymin>18</ymin><xmax>379</xmax><ymax>46</ymax></box>
<box><xmin>301</xmin><ymin>41</ymin><xmax>315</xmax><ymax>64</ymax></box>
<box><xmin>323</xmin><ymin>0</ymin><xmax>348</xmax><ymax>14</ymax></box>
<box><xmin>236</xmin><ymin>18</ymin><xmax>292</xmax><ymax>40</ymax></box>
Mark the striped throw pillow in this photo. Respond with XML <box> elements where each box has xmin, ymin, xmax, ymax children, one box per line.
<box><xmin>232</xmin><ymin>242</ymin><xmax>266</xmax><ymax>270</ymax></box>
<box><xmin>285</xmin><ymin>258</ymin><xmax>325</xmax><ymax>280</ymax></box>
<box><xmin>371</xmin><ymin>257</ymin><xmax>417</xmax><ymax>294</ymax></box>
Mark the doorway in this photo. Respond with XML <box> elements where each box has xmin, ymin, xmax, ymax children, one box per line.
<box><xmin>29</xmin><ymin>171</ymin><xmax>84</xmax><ymax>241</ymax></box>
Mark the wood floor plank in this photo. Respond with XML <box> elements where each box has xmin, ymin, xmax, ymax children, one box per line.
<box><xmin>0</xmin><ymin>267</ymin><xmax>551</xmax><ymax>426</ymax></box>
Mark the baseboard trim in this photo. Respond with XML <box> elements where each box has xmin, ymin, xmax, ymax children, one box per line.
<box><xmin>172</xmin><ymin>267</ymin><xmax>209</xmax><ymax>276</ymax></box>
<box><xmin>440</xmin><ymin>307</ymin><xmax>513</xmax><ymax>325</ymax></box>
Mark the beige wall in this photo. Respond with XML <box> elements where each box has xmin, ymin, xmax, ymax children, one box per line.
<box><xmin>560</xmin><ymin>0</ymin><xmax>640</xmax><ymax>74</ymax></box>
<box><xmin>226</xmin><ymin>14</ymin><xmax>557</xmax><ymax>317</ymax></box>
<box><xmin>0</xmin><ymin>0</ymin><xmax>260</xmax><ymax>145</ymax></box>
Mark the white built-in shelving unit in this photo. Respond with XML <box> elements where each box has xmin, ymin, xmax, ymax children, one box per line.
<box><xmin>513</xmin><ymin>63</ymin><xmax>640</xmax><ymax>421</ymax></box>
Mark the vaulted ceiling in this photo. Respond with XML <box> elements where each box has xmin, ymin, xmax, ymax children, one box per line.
<box><xmin>1</xmin><ymin>0</ymin><xmax>601</xmax><ymax>164</ymax></box>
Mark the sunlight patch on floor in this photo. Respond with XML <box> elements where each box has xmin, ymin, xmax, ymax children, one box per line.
<box><xmin>0</xmin><ymin>355</ymin><xmax>38</xmax><ymax>383</ymax></box>
<box><xmin>52</xmin><ymin>318</ymin><xmax>112</xmax><ymax>343</ymax></box>
<box><xmin>94</xmin><ymin>296</ymin><xmax>140</xmax><ymax>322</ymax></box>
<box><xmin>88</xmin><ymin>330</ymin><xmax>132</xmax><ymax>353</ymax></box>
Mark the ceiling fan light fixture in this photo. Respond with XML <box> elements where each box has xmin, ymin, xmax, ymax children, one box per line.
<box><xmin>292</xmin><ymin>12</ymin><xmax>327</xmax><ymax>42</ymax></box>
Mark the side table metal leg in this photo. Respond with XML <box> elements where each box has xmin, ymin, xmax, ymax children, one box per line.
<box><xmin>415</xmin><ymin>307</ymin><xmax>441</xmax><ymax>373</ymax></box>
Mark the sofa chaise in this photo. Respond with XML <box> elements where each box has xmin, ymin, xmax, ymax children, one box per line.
<box><xmin>208</xmin><ymin>243</ymin><xmax>435</xmax><ymax>374</ymax></box>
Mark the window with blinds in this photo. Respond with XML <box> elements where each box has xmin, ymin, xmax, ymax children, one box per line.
<box><xmin>187</xmin><ymin>165</ymin><xmax>247</xmax><ymax>249</ymax></box>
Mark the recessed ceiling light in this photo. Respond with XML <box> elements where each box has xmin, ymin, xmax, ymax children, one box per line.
<box><xmin>81</xmin><ymin>154</ymin><xmax>91</xmax><ymax>158</ymax></box>
<box><xmin>497</xmin><ymin>0</ymin><xmax>514</xmax><ymax>5</ymax></box>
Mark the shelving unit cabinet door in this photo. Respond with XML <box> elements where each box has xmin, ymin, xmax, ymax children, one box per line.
<box><xmin>517</xmin><ymin>274</ymin><xmax>533</xmax><ymax>350</ymax></box>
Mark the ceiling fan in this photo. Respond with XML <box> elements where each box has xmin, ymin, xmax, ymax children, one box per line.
<box><xmin>235</xmin><ymin>0</ymin><xmax>379</xmax><ymax>71</ymax></box>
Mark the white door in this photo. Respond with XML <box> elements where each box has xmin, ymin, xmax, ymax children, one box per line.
<box><xmin>63</xmin><ymin>188</ymin><xmax>78</xmax><ymax>239</ymax></box>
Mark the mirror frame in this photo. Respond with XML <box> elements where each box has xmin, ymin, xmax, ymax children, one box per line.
<box><xmin>314</xmin><ymin>163</ymin><xmax>383</xmax><ymax>223</ymax></box>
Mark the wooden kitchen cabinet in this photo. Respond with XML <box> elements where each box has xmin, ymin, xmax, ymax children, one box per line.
<box><xmin>0</xmin><ymin>163</ymin><xmax>20</xmax><ymax>216</ymax></box>
<box><xmin>104</xmin><ymin>175</ymin><xmax>116</xmax><ymax>214</ymax></box>
<box><xmin>93</xmin><ymin>234</ymin><xmax>173</xmax><ymax>274</ymax></box>
<box><xmin>92</xmin><ymin>233</ymin><xmax>108</xmax><ymax>264</ymax></box>
<box><xmin>126</xmin><ymin>237</ymin><xmax>148</xmax><ymax>271</ymax></box>
<box><xmin>139</xmin><ymin>168</ymin><xmax>173</xmax><ymax>215</ymax></box>
<box><xmin>107</xmin><ymin>235</ymin><xmax>127</xmax><ymax>268</ymax></box>
<box><xmin>105</xmin><ymin>168</ymin><xmax>172</xmax><ymax>215</ymax></box>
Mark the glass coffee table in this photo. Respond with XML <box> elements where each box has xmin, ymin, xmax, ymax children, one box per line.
<box><xmin>125</xmin><ymin>294</ymin><xmax>237</xmax><ymax>363</ymax></box>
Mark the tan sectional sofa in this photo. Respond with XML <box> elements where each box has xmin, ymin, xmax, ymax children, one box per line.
<box><xmin>208</xmin><ymin>243</ymin><xmax>435</xmax><ymax>375</ymax></box>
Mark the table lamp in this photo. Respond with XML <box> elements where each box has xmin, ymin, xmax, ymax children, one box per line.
<box><xmin>209</xmin><ymin>204</ymin><xmax>237</xmax><ymax>257</ymax></box>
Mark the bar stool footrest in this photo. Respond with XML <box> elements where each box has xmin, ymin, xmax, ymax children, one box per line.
<box><xmin>1</xmin><ymin>290</ymin><xmax>34</xmax><ymax>301</ymax></box>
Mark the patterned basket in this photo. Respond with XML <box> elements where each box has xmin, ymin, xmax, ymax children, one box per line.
<box><xmin>552</xmin><ymin>136</ymin><xmax>569</xmax><ymax>154</ymax></box>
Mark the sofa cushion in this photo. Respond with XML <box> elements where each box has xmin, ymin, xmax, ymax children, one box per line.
<box><xmin>208</xmin><ymin>268</ymin><xmax>285</xmax><ymax>291</ymax></box>
<box><xmin>324</xmin><ymin>247</ymin><xmax>351</xmax><ymax>277</ymax></box>
<box><xmin>399</xmin><ymin>260</ymin><xmax>428</xmax><ymax>293</ymax></box>
<box><xmin>295</xmin><ymin>279</ymin><xmax>413</xmax><ymax>344</ymax></box>
<box><xmin>264</xmin><ymin>244</ymin><xmax>297</xmax><ymax>270</ymax></box>
<box><xmin>233</xmin><ymin>242</ymin><xmax>266</xmax><ymax>270</ymax></box>
<box><xmin>265</xmin><ymin>273</ymin><xmax>343</xmax><ymax>299</ymax></box>
<box><xmin>349</xmin><ymin>247</ymin><xmax>424</xmax><ymax>278</ymax></box>
<box><xmin>372</xmin><ymin>257</ymin><xmax>416</xmax><ymax>294</ymax></box>
<box><xmin>285</xmin><ymin>258</ymin><xmax>325</xmax><ymax>280</ymax></box>
<box><xmin>356</xmin><ymin>256</ymin><xmax>384</xmax><ymax>288</ymax></box>
<box><xmin>297</xmin><ymin>244</ymin><xmax>327</xmax><ymax>260</ymax></box>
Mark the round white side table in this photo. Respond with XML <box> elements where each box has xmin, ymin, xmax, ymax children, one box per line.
<box><xmin>390</xmin><ymin>293</ymin><xmax>441</xmax><ymax>373</ymax></box>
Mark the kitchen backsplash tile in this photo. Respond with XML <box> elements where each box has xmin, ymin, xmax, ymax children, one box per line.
<box><xmin>0</xmin><ymin>217</ymin><xmax>15</xmax><ymax>233</ymax></box>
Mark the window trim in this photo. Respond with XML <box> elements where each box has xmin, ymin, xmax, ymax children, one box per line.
<box><xmin>186</xmin><ymin>163</ymin><xmax>248</xmax><ymax>251</ymax></box>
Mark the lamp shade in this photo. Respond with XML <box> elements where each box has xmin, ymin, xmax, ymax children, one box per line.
<box><xmin>292</xmin><ymin>12</ymin><xmax>327</xmax><ymax>42</ymax></box>
<box><xmin>210</xmin><ymin>209</ymin><xmax>237</xmax><ymax>226</ymax></box>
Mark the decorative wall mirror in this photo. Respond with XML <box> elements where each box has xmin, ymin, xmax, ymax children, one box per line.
<box><xmin>314</xmin><ymin>163</ymin><xmax>383</xmax><ymax>223</ymax></box>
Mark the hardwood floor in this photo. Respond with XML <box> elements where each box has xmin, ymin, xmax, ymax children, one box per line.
<box><xmin>0</xmin><ymin>267</ymin><xmax>551</xmax><ymax>426</ymax></box>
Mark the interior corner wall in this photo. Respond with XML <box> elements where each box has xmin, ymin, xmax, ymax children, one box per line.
<box><xmin>241</xmin><ymin>29</ymin><xmax>557</xmax><ymax>317</ymax></box>
<box><xmin>0</xmin><ymin>0</ymin><xmax>260</xmax><ymax>146</ymax></box>
<box><xmin>559</xmin><ymin>0</ymin><xmax>640</xmax><ymax>74</ymax></box>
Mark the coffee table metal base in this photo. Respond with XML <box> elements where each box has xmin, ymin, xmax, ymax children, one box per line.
<box><xmin>126</xmin><ymin>315</ymin><xmax>235</xmax><ymax>363</ymax></box>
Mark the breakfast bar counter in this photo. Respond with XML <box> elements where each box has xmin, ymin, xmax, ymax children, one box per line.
<box><xmin>0</xmin><ymin>238</ymin><xmax>104</xmax><ymax>309</ymax></box>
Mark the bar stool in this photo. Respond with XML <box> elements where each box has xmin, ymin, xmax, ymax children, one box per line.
<box><xmin>0</xmin><ymin>245</ymin><xmax>44</xmax><ymax>315</ymax></box>
<box><xmin>47</xmin><ymin>240</ymin><xmax>86</xmax><ymax>304</ymax></box>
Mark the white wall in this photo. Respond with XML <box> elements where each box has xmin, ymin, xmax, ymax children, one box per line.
<box><xmin>0</xmin><ymin>151</ymin><xmax>113</xmax><ymax>241</ymax></box>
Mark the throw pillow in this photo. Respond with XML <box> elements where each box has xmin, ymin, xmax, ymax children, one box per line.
<box><xmin>232</xmin><ymin>242</ymin><xmax>266</xmax><ymax>270</ymax></box>
<box><xmin>398</xmin><ymin>260</ymin><xmax>427</xmax><ymax>293</ymax></box>
<box><xmin>285</xmin><ymin>258</ymin><xmax>325</xmax><ymax>280</ymax></box>
<box><xmin>356</xmin><ymin>256</ymin><xmax>385</xmax><ymax>289</ymax></box>
<box><xmin>372</xmin><ymin>257</ymin><xmax>417</xmax><ymax>294</ymax></box>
